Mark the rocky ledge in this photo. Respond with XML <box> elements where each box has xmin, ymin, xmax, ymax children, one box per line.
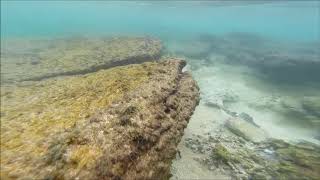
<box><xmin>0</xmin><ymin>59</ymin><xmax>200</xmax><ymax>179</ymax></box>
<box><xmin>1</xmin><ymin>37</ymin><xmax>162</xmax><ymax>83</ymax></box>
<box><xmin>184</xmin><ymin>126</ymin><xmax>320</xmax><ymax>179</ymax></box>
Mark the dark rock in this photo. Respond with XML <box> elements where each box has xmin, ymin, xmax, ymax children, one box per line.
<box><xmin>239</xmin><ymin>112</ymin><xmax>260</xmax><ymax>128</ymax></box>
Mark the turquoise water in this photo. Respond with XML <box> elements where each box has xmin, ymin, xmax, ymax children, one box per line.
<box><xmin>1</xmin><ymin>1</ymin><xmax>319</xmax><ymax>42</ymax></box>
<box><xmin>1</xmin><ymin>1</ymin><xmax>320</xmax><ymax>179</ymax></box>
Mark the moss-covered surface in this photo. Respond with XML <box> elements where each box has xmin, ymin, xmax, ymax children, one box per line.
<box><xmin>268</xmin><ymin>139</ymin><xmax>320</xmax><ymax>180</ymax></box>
<box><xmin>201</xmin><ymin>135</ymin><xmax>320</xmax><ymax>179</ymax></box>
<box><xmin>212</xmin><ymin>144</ymin><xmax>232</xmax><ymax>163</ymax></box>
<box><xmin>241</xmin><ymin>139</ymin><xmax>320</xmax><ymax>180</ymax></box>
<box><xmin>0</xmin><ymin>59</ymin><xmax>200</xmax><ymax>179</ymax></box>
<box><xmin>1</xmin><ymin>36</ymin><xmax>162</xmax><ymax>83</ymax></box>
<box><xmin>0</xmin><ymin>62</ymin><xmax>153</xmax><ymax>179</ymax></box>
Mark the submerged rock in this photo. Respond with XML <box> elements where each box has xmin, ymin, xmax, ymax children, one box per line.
<box><xmin>0</xmin><ymin>59</ymin><xmax>200</xmax><ymax>179</ymax></box>
<box><xmin>204</xmin><ymin>99</ymin><xmax>224</xmax><ymax>109</ymax></box>
<box><xmin>263</xmin><ymin>139</ymin><xmax>320</xmax><ymax>179</ymax></box>
<box><xmin>211</xmin><ymin>144</ymin><xmax>233</xmax><ymax>164</ymax></box>
<box><xmin>238</xmin><ymin>112</ymin><xmax>260</xmax><ymax>128</ymax></box>
<box><xmin>194</xmin><ymin>33</ymin><xmax>320</xmax><ymax>84</ymax></box>
<box><xmin>203</xmin><ymin>90</ymin><xmax>239</xmax><ymax>109</ymax></box>
<box><xmin>302</xmin><ymin>96</ymin><xmax>320</xmax><ymax>117</ymax></box>
<box><xmin>167</xmin><ymin>40</ymin><xmax>212</xmax><ymax>59</ymax></box>
<box><xmin>185</xmin><ymin>133</ymin><xmax>320</xmax><ymax>180</ymax></box>
<box><xmin>1</xmin><ymin>36</ymin><xmax>162</xmax><ymax>83</ymax></box>
<box><xmin>225</xmin><ymin>118</ymin><xmax>268</xmax><ymax>143</ymax></box>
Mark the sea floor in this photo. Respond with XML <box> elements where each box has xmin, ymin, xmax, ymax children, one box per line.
<box><xmin>167</xmin><ymin>34</ymin><xmax>320</xmax><ymax>179</ymax></box>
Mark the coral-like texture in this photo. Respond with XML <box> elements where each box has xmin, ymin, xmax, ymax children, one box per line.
<box><xmin>1</xmin><ymin>37</ymin><xmax>162</xmax><ymax>83</ymax></box>
<box><xmin>0</xmin><ymin>59</ymin><xmax>200</xmax><ymax>180</ymax></box>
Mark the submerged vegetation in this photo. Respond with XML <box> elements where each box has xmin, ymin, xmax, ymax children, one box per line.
<box><xmin>0</xmin><ymin>62</ymin><xmax>154</xmax><ymax>178</ymax></box>
<box><xmin>1</xmin><ymin>37</ymin><xmax>162</xmax><ymax>83</ymax></box>
<box><xmin>183</xmin><ymin>132</ymin><xmax>320</xmax><ymax>179</ymax></box>
<box><xmin>0</xmin><ymin>58</ymin><xmax>200</xmax><ymax>179</ymax></box>
<box><xmin>269</xmin><ymin>139</ymin><xmax>320</xmax><ymax>179</ymax></box>
<box><xmin>212</xmin><ymin>144</ymin><xmax>233</xmax><ymax>164</ymax></box>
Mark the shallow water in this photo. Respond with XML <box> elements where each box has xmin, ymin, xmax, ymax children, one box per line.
<box><xmin>2</xmin><ymin>1</ymin><xmax>319</xmax><ymax>41</ymax></box>
<box><xmin>1</xmin><ymin>1</ymin><xmax>320</xmax><ymax>179</ymax></box>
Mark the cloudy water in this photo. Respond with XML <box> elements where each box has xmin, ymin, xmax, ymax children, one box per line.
<box><xmin>1</xmin><ymin>1</ymin><xmax>320</xmax><ymax>179</ymax></box>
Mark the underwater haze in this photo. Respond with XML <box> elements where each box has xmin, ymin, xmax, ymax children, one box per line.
<box><xmin>1</xmin><ymin>1</ymin><xmax>320</xmax><ymax>179</ymax></box>
<box><xmin>1</xmin><ymin>1</ymin><xmax>320</xmax><ymax>41</ymax></box>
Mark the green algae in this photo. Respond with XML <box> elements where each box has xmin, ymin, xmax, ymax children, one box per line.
<box><xmin>271</xmin><ymin>140</ymin><xmax>320</xmax><ymax>179</ymax></box>
<box><xmin>211</xmin><ymin>143</ymin><xmax>242</xmax><ymax>165</ymax></box>
<box><xmin>213</xmin><ymin>144</ymin><xmax>232</xmax><ymax>163</ymax></box>
<box><xmin>206</xmin><ymin>138</ymin><xmax>320</xmax><ymax>179</ymax></box>
<box><xmin>0</xmin><ymin>62</ymin><xmax>158</xmax><ymax>178</ymax></box>
<box><xmin>242</xmin><ymin>139</ymin><xmax>320</xmax><ymax>180</ymax></box>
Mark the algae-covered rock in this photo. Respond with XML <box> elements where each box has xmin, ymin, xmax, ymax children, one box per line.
<box><xmin>238</xmin><ymin>112</ymin><xmax>260</xmax><ymax>128</ymax></box>
<box><xmin>212</xmin><ymin>144</ymin><xmax>233</xmax><ymax>163</ymax></box>
<box><xmin>225</xmin><ymin>118</ymin><xmax>268</xmax><ymax>143</ymax></box>
<box><xmin>1</xmin><ymin>36</ymin><xmax>162</xmax><ymax>83</ymax></box>
<box><xmin>0</xmin><ymin>59</ymin><xmax>200</xmax><ymax>179</ymax></box>
<box><xmin>265</xmin><ymin>139</ymin><xmax>320</xmax><ymax>180</ymax></box>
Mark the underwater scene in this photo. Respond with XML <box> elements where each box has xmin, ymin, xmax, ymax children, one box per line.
<box><xmin>1</xmin><ymin>1</ymin><xmax>320</xmax><ymax>179</ymax></box>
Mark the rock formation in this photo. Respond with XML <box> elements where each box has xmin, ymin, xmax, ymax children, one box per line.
<box><xmin>183</xmin><ymin>132</ymin><xmax>320</xmax><ymax>179</ymax></box>
<box><xmin>225</xmin><ymin>118</ymin><xmax>268</xmax><ymax>143</ymax></box>
<box><xmin>1</xmin><ymin>37</ymin><xmax>162</xmax><ymax>83</ymax></box>
<box><xmin>0</xmin><ymin>59</ymin><xmax>200</xmax><ymax>180</ymax></box>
